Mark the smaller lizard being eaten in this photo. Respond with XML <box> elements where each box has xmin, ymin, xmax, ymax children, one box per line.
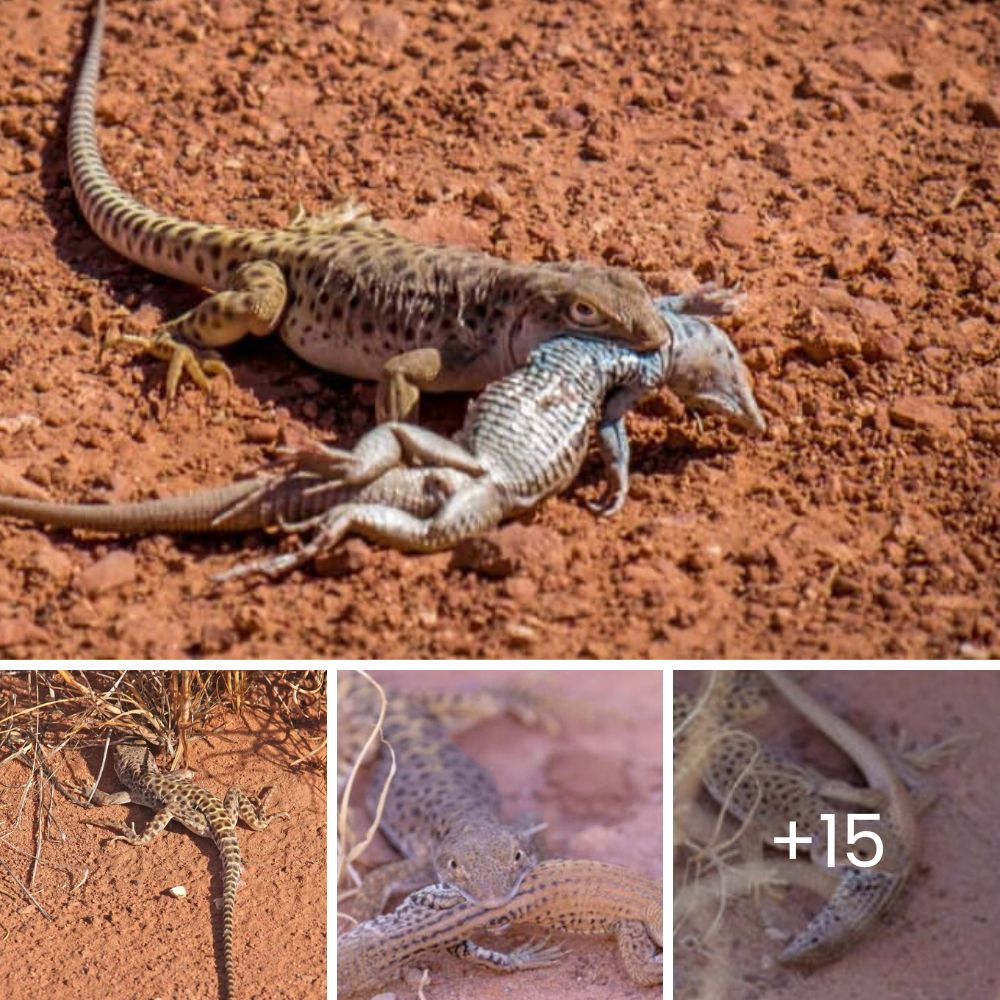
<box><xmin>337</xmin><ymin>859</ymin><xmax>663</xmax><ymax>997</ymax></box>
<box><xmin>0</xmin><ymin>296</ymin><xmax>765</xmax><ymax>578</ymax></box>
<box><xmin>675</xmin><ymin>672</ymin><xmax>929</xmax><ymax>970</ymax></box>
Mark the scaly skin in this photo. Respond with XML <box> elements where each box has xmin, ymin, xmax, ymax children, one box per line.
<box><xmin>338</xmin><ymin>675</ymin><xmax>547</xmax><ymax>921</ymax></box>
<box><xmin>764</xmin><ymin>671</ymin><xmax>919</xmax><ymax>968</ymax></box>
<box><xmin>0</xmin><ymin>298</ymin><xmax>764</xmax><ymax>577</ymax></box>
<box><xmin>72</xmin><ymin>741</ymin><xmax>286</xmax><ymax>1000</ymax></box>
<box><xmin>72</xmin><ymin>0</ymin><xmax>672</xmax><ymax>417</ymax></box>
<box><xmin>676</xmin><ymin>671</ymin><xmax>919</xmax><ymax>969</ymax></box>
<box><xmin>337</xmin><ymin>859</ymin><xmax>663</xmax><ymax>997</ymax></box>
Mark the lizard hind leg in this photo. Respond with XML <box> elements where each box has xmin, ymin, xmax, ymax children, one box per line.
<box><xmin>106</xmin><ymin>806</ymin><xmax>175</xmax><ymax>845</ymax></box>
<box><xmin>113</xmin><ymin>259</ymin><xmax>288</xmax><ymax>405</ymax></box>
<box><xmin>223</xmin><ymin>786</ymin><xmax>288</xmax><ymax>831</ymax></box>
<box><xmin>614</xmin><ymin>920</ymin><xmax>663</xmax><ymax>987</ymax></box>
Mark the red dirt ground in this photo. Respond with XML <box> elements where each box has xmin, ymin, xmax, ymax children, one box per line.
<box><xmin>0</xmin><ymin>671</ymin><xmax>327</xmax><ymax>1000</ymax></box>
<box><xmin>0</xmin><ymin>0</ymin><xmax>997</xmax><ymax>658</ymax></box>
<box><xmin>337</xmin><ymin>668</ymin><xmax>663</xmax><ymax>999</ymax></box>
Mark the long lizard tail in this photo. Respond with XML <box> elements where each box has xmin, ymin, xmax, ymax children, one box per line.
<box><xmin>0</xmin><ymin>479</ymin><xmax>266</xmax><ymax>534</ymax></box>
<box><xmin>69</xmin><ymin>0</ymin><xmax>253</xmax><ymax>287</ymax></box>
<box><xmin>216</xmin><ymin>829</ymin><xmax>243</xmax><ymax>1000</ymax></box>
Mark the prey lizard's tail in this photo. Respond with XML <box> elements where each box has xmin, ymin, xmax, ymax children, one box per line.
<box><xmin>0</xmin><ymin>479</ymin><xmax>267</xmax><ymax>534</ymax></box>
<box><xmin>0</xmin><ymin>472</ymin><xmax>349</xmax><ymax>535</ymax></box>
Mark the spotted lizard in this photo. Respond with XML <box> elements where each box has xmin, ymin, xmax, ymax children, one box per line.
<box><xmin>0</xmin><ymin>297</ymin><xmax>764</xmax><ymax>579</ymax></box>
<box><xmin>763</xmin><ymin>670</ymin><xmax>920</xmax><ymax>967</ymax></box>
<box><xmin>337</xmin><ymin>859</ymin><xmax>663</xmax><ymax>997</ymax></box>
<box><xmin>70</xmin><ymin>0</ymin><xmax>677</xmax><ymax>420</ymax></box>
<box><xmin>62</xmin><ymin>739</ymin><xmax>287</xmax><ymax>1000</ymax></box>
<box><xmin>338</xmin><ymin>674</ymin><xmax>550</xmax><ymax>921</ymax></box>
<box><xmin>675</xmin><ymin>671</ymin><xmax>920</xmax><ymax>968</ymax></box>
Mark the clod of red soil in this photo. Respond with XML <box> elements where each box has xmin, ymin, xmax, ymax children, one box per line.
<box><xmin>77</xmin><ymin>548</ymin><xmax>137</xmax><ymax>595</ymax></box>
<box><xmin>449</xmin><ymin>523</ymin><xmax>566</xmax><ymax>579</ymax></box>
<box><xmin>0</xmin><ymin>1</ymin><xmax>997</xmax><ymax>657</ymax></box>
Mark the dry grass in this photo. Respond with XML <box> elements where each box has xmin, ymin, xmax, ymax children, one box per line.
<box><xmin>0</xmin><ymin>668</ymin><xmax>326</xmax><ymax>917</ymax></box>
<box><xmin>336</xmin><ymin>669</ymin><xmax>395</xmax><ymax>925</ymax></box>
<box><xmin>1</xmin><ymin>668</ymin><xmax>325</xmax><ymax>765</ymax></box>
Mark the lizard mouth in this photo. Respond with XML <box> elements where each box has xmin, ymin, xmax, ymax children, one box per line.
<box><xmin>464</xmin><ymin>870</ymin><xmax>529</xmax><ymax>909</ymax></box>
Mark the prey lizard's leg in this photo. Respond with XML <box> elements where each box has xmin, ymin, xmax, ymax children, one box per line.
<box><xmin>113</xmin><ymin>259</ymin><xmax>287</xmax><ymax>404</ymax></box>
<box><xmin>283</xmin><ymin>422</ymin><xmax>485</xmax><ymax>487</ymax></box>
<box><xmin>376</xmin><ymin>348</ymin><xmax>444</xmax><ymax>423</ymax></box>
<box><xmin>285</xmin><ymin>197</ymin><xmax>375</xmax><ymax>234</ymax></box>
<box><xmin>614</xmin><ymin>920</ymin><xmax>663</xmax><ymax>987</ymax></box>
<box><xmin>662</xmin><ymin>282</ymin><xmax>745</xmax><ymax>317</ymax></box>
<box><xmin>351</xmin><ymin>857</ymin><xmax>438</xmax><ymax>920</ymax></box>
<box><xmin>219</xmin><ymin>480</ymin><xmax>505</xmax><ymax>581</ymax></box>
<box><xmin>449</xmin><ymin>937</ymin><xmax>567</xmax><ymax>973</ymax></box>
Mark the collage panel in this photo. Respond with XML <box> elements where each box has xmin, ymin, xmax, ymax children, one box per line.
<box><xmin>336</xmin><ymin>668</ymin><xmax>665</xmax><ymax>999</ymax></box>
<box><xmin>673</xmin><ymin>669</ymin><xmax>1000</xmax><ymax>1000</ymax></box>
<box><xmin>0</xmin><ymin>668</ymin><xmax>327</xmax><ymax>1000</ymax></box>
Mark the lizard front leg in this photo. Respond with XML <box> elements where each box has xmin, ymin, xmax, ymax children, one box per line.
<box><xmin>588</xmin><ymin>383</ymin><xmax>650</xmax><ymax>516</ymax></box>
<box><xmin>376</xmin><ymin>348</ymin><xmax>445</xmax><ymax>423</ymax></box>
<box><xmin>112</xmin><ymin>259</ymin><xmax>287</xmax><ymax>405</ymax></box>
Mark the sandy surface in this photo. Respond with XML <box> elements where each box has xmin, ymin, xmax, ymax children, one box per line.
<box><xmin>0</xmin><ymin>690</ymin><xmax>327</xmax><ymax>999</ymax></box>
<box><xmin>673</xmin><ymin>669</ymin><xmax>1000</xmax><ymax>1000</ymax></box>
<box><xmin>336</xmin><ymin>668</ymin><xmax>664</xmax><ymax>999</ymax></box>
<box><xmin>0</xmin><ymin>0</ymin><xmax>997</xmax><ymax>658</ymax></box>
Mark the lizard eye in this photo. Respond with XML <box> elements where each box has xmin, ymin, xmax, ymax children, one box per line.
<box><xmin>449</xmin><ymin>858</ymin><xmax>459</xmax><ymax>871</ymax></box>
<box><xmin>568</xmin><ymin>299</ymin><xmax>605</xmax><ymax>327</ymax></box>
<box><xmin>513</xmin><ymin>849</ymin><xmax>523</xmax><ymax>862</ymax></box>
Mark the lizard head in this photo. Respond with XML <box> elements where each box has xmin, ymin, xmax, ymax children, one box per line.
<box><xmin>508</xmin><ymin>262</ymin><xmax>669</xmax><ymax>360</ymax></box>
<box><xmin>432</xmin><ymin>822</ymin><xmax>536</xmax><ymax>907</ymax></box>
<box><xmin>661</xmin><ymin>312</ymin><xmax>766</xmax><ymax>434</ymax></box>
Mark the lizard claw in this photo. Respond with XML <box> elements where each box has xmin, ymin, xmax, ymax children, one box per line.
<box><xmin>507</xmin><ymin>936</ymin><xmax>567</xmax><ymax>969</ymax></box>
<box><xmin>585</xmin><ymin>485</ymin><xmax>627</xmax><ymax>518</ymax></box>
<box><xmin>108</xmin><ymin>329</ymin><xmax>233</xmax><ymax>409</ymax></box>
<box><xmin>275</xmin><ymin>443</ymin><xmax>359</xmax><ymax>482</ymax></box>
<box><xmin>670</xmin><ymin>281</ymin><xmax>746</xmax><ymax>317</ymax></box>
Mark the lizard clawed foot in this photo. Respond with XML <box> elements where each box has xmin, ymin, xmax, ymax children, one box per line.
<box><xmin>213</xmin><ymin>549</ymin><xmax>307</xmax><ymax>584</ymax></box>
<box><xmin>670</xmin><ymin>281</ymin><xmax>746</xmax><ymax>317</ymax></box>
<box><xmin>253</xmin><ymin>786</ymin><xmax>290</xmax><ymax>825</ymax></box>
<box><xmin>585</xmin><ymin>475</ymin><xmax>628</xmax><ymax>518</ymax></box>
<box><xmin>105</xmin><ymin>328</ymin><xmax>233</xmax><ymax>409</ymax></box>
<box><xmin>504</xmin><ymin>936</ymin><xmax>567</xmax><ymax>969</ymax></box>
<box><xmin>274</xmin><ymin>442</ymin><xmax>359</xmax><ymax>482</ymax></box>
<box><xmin>585</xmin><ymin>486</ymin><xmax>628</xmax><ymax>518</ymax></box>
<box><xmin>213</xmin><ymin>524</ymin><xmax>332</xmax><ymax>583</ymax></box>
<box><xmin>104</xmin><ymin>821</ymin><xmax>142</xmax><ymax>845</ymax></box>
